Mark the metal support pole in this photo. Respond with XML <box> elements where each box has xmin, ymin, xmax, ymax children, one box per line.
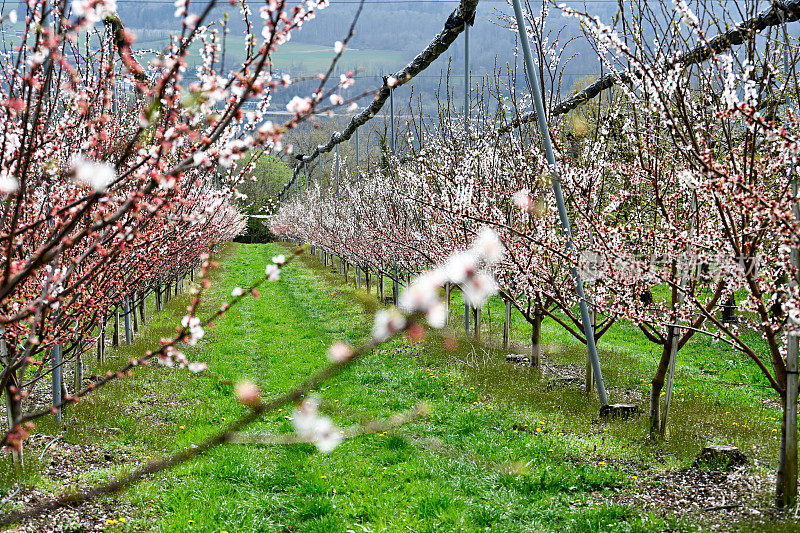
<box><xmin>51</xmin><ymin>343</ymin><xmax>62</xmax><ymax>424</ymax></box>
<box><xmin>464</xmin><ymin>22</ymin><xmax>470</xmax><ymax>134</ymax></box>
<box><xmin>390</xmin><ymin>89</ymin><xmax>395</xmax><ymax>153</ymax></box>
<box><xmin>778</xmin><ymin>14</ymin><xmax>798</xmax><ymax>507</ymax></box>
<box><xmin>463</xmin><ymin>21</ymin><xmax>472</xmax><ymax>336</ymax></box>
<box><xmin>336</xmin><ymin>144</ymin><xmax>340</xmax><ymax>201</ymax></box>
<box><xmin>511</xmin><ymin>0</ymin><xmax>608</xmax><ymax>404</ymax></box>
<box><xmin>355</xmin><ymin>127</ymin><xmax>360</xmax><ymax>179</ymax></box>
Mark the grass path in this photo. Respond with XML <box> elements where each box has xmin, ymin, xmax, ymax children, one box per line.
<box><xmin>4</xmin><ymin>243</ymin><xmax>796</xmax><ymax>532</ymax></box>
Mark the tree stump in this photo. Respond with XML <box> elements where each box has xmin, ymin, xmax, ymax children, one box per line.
<box><xmin>694</xmin><ymin>445</ymin><xmax>748</xmax><ymax>470</ymax></box>
<box><xmin>546</xmin><ymin>377</ymin><xmax>582</xmax><ymax>390</ymax></box>
<box><xmin>505</xmin><ymin>353</ymin><xmax>528</xmax><ymax>364</ymax></box>
<box><xmin>599</xmin><ymin>404</ymin><xmax>639</xmax><ymax>420</ymax></box>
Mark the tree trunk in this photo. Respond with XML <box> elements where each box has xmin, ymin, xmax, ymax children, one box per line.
<box><xmin>132</xmin><ymin>296</ymin><xmax>139</xmax><ymax>332</ymax></box>
<box><xmin>2</xmin><ymin>340</ymin><xmax>23</xmax><ymax>466</ymax></box>
<box><xmin>530</xmin><ymin>312</ymin><xmax>541</xmax><ymax>368</ymax></box>
<box><xmin>649</xmin><ymin>341</ymin><xmax>672</xmax><ymax>439</ymax></box>
<box><xmin>73</xmin><ymin>350</ymin><xmax>83</xmax><ymax>393</ymax></box>
<box><xmin>473</xmin><ymin>307</ymin><xmax>481</xmax><ymax>342</ymax></box>
<box><xmin>139</xmin><ymin>291</ymin><xmax>146</xmax><ymax>324</ymax></box>
<box><xmin>503</xmin><ymin>299</ymin><xmax>511</xmax><ymax>349</ymax></box>
<box><xmin>124</xmin><ymin>297</ymin><xmax>133</xmax><ymax>345</ymax></box>
<box><xmin>112</xmin><ymin>307</ymin><xmax>120</xmax><ymax>347</ymax></box>
<box><xmin>97</xmin><ymin>316</ymin><xmax>106</xmax><ymax>362</ymax></box>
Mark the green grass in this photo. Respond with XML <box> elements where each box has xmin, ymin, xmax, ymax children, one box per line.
<box><xmin>1</xmin><ymin>243</ymin><xmax>794</xmax><ymax>531</ymax></box>
<box><xmin>129</xmin><ymin>35</ymin><xmax>405</xmax><ymax>75</ymax></box>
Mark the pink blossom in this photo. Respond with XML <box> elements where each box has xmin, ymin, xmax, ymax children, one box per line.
<box><xmin>235</xmin><ymin>381</ymin><xmax>261</xmax><ymax>406</ymax></box>
<box><xmin>327</xmin><ymin>341</ymin><xmax>353</xmax><ymax>363</ymax></box>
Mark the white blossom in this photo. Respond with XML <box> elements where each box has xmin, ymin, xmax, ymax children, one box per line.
<box><xmin>292</xmin><ymin>396</ymin><xmax>342</xmax><ymax>453</ymax></box>
<box><xmin>398</xmin><ymin>270</ymin><xmax>444</xmax><ymax>314</ymax></box>
<box><xmin>372</xmin><ymin>308</ymin><xmax>406</xmax><ymax>343</ymax></box>
<box><xmin>265</xmin><ymin>263</ymin><xmax>281</xmax><ymax>281</ymax></box>
<box><xmin>443</xmin><ymin>251</ymin><xmax>479</xmax><ymax>285</ymax></box>
<box><xmin>472</xmin><ymin>227</ymin><xmax>504</xmax><ymax>264</ymax></box>
<box><xmin>187</xmin><ymin>362</ymin><xmax>207</xmax><ymax>373</ymax></box>
<box><xmin>286</xmin><ymin>96</ymin><xmax>312</xmax><ymax>114</ymax></box>
<box><xmin>426</xmin><ymin>302</ymin><xmax>448</xmax><ymax>329</ymax></box>
<box><xmin>0</xmin><ymin>171</ymin><xmax>18</xmax><ymax>195</ymax></box>
<box><xmin>462</xmin><ymin>272</ymin><xmax>499</xmax><ymax>307</ymax></box>
<box><xmin>72</xmin><ymin>0</ymin><xmax>117</xmax><ymax>22</ymax></box>
<box><xmin>72</xmin><ymin>157</ymin><xmax>116</xmax><ymax>192</ymax></box>
<box><xmin>180</xmin><ymin>315</ymin><xmax>205</xmax><ymax>345</ymax></box>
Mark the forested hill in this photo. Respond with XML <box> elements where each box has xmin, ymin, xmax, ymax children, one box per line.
<box><xmin>108</xmin><ymin>0</ymin><xmax>622</xmax><ymax>107</ymax></box>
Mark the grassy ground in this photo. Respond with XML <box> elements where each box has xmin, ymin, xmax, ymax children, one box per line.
<box><xmin>1</xmin><ymin>242</ymin><xmax>797</xmax><ymax>532</ymax></box>
<box><xmin>126</xmin><ymin>36</ymin><xmax>405</xmax><ymax>76</ymax></box>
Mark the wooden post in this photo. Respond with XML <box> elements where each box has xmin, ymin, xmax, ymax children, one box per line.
<box><xmin>503</xmin><ymin>299</ymin><xmax>511</xmax><ymax>350</ymax></box>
